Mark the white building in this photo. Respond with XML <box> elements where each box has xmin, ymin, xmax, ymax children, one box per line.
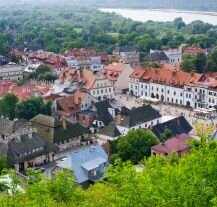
<box><xmin>0</xmin><ymin>62</ymin><xmax>24</xmax><ymax>81</ymax></box>
<box><xmin>129</xmin><ymin>66</ymin><xmax>217</xmax><ymax>109</ymax></box>
<box><xmin>163</xmin><ymin>48</ymin><xmax>182</xmax><ymax>64</ymax></box>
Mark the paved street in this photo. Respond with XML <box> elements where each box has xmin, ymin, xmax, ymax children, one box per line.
<box><xmin>114</xmin><ymin>94</ymin><xmax>217</xmax><ymax>128</ymax></box>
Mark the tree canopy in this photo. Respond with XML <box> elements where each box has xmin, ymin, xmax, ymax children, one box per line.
<box><xmin>0</xmin><ymin>93</ymin><xmax>18</xmax><ymax>120</ymax></box>
<box><xmin>15</xmin><ymin>96</ymin><xmax>52</xmax><ymax>120</ymax></box>
<box><xmin>110</xmin><ymin>129</ymin><xmax>159</xmax><ymax>164</ymax></box>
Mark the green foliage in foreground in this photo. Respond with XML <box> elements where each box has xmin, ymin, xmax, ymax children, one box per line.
<box><xmin>1</xmin><ymin>141</ymin><xmax>217</xmax><ymax>206</ymax></box>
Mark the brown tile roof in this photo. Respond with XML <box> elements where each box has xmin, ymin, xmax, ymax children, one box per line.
<box><xmin>130</xmin><ymin>68</ymin><xmax>146</xmax><ymax>79</ymax></box>
<box><xmin>152</xmin><ymin>67</ymin><xmax>173</xmax><ymax>84</ymax></box>
<box><xmin>151</xmin><ymin>133</ymin><xmax>192</xmax><ymax>155</ymax></box>
<box><xmin>184</xmin><ymin>46</ymin><xmax>206</xmax><ymax>56</ymax></box>
<box><xmin>64</xmin><ymin>48</ymin><xmax>96</xmax><ymax>58</ymax></box>
<box><xmin>167</xmin><ymin>71</ymin><xmax>191</xmax><ymax>87</ymax></box>
<box><xmin>56</xmin><ymin>91</ymin><xmax>86</xmax><ymax>115</ymax></box>
<box><xmin>58</xmin><ymin>68</ymin><xmax>97</xmax><ymax>90</ymax></box>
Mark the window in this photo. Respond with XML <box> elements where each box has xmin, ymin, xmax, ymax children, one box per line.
<box><xmin>180</xmin><ymin>93</ymin><xmax>182</xmax><ymax>97</ymax></box>
<box><xmin>93</xmin><ymin>91</ymin><xmax>95</xmax><ymax>95</ymax></box>
<box><xmin>195</xmin><ymin>89</ymin><xmax>197</xmax><ymax>92</ymax></box>
<box><xmin>97</xmin><ymin>90</ymin><xmax>99</xmax><ymax>95</ymax></box>
<box><xmin>152</xmin><ymin>87</ymin><xmax>153</xmax><ymax>90</ymax></box>
<box><xmin>174</xmin><ymin>92</ymin><xmax>176</xmax><ymax>95</ymax></box>
<box><xmin>161</xmin><ymin>89</ymin><xmax>164</xmax><ymax>92</ymax></box>
<box><xmin>212</xmin><ymin>99</ymin><xmax>215</xmax><ymax>103</ymax></box>
<box><xmin>186</xmin><ymin>94</ymin><xmax>188</xmax><ymax>98</ymax></box>
<box><xmin>109</xmin><ymin>88</ymin><xmax>111</xmax><ymax>92</ymax></box>
<box><xmin>167</xmin><ymin>90</ymin><xmax>170</xmax><ymax>94</ymax></box>
<box><xmin>209</xmin><ymin>98</ymin><xmax>211</xmax><ymax>102</ymax></box>
<box><xmin>167</xmin><ymin>97</ymin><xmax>169</xmax><ymax>102</ymax></box>
<box><xmin>189</xmin><ymin>94</ymin><xmax>191</xmax><ymax>98</ymax></box>
<box><xmin>180</xmin><ymin>100</ymin><xmax>182</xmax><ymax>105</ymax></box>
<box><xmin>101</xmin><ymin>89</ymin><xmax>103</xmax><ymax>94</ymax></box>
<box><xmin>151</xmin><ymin>122</ymin><xmax>153</xmax><ymax>125</ymax></box>
<box><xmin>156</xmin><ymin>88</ymin><xmax>158</xmax><ymax>91</ymax></box>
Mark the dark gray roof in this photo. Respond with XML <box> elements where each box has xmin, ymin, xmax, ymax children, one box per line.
<box><xmin>0</xmin><ymin>118</ymin><xmax>27</xmax><ymax>136</ymax></box>
<box><xmin>99</xmin><ymin>121</ymin><xmax>121</xmax><ymax>138</ymax></box>
<box><xmin>144</xmin><ymin>51</ymin><xmax>169</xmax><ymax>62</ymax></box>
<box><xmin>118</xmin><ymin>105</ymin><xmax>161</xmax><ymax>128</ymax></box>
<box><xmin>30</xmin><ymin>114</ymin><xmax>61</xmax><ymax>128</ymax></box>
<box><xmin>152</xmin><ymin>116</ymin><xmax>192</xmax><ymax>139</ymax></box>
<box><xmin>54</xmin><ymin>123</ymin><xmax>90</xmax><ymax>144</ymax></box>
<box><xmin>95</xmin><ymin>100</ymin><xmax>114</xmax><ymax>126</ymax></box>
<box><xmin>6</xmin><ymin>132</ymin><xmax>59</xmax><ymax>165</ymax></box>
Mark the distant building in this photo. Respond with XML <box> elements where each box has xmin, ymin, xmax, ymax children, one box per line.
<box><xmin>0</xmin><ymin>126</ymin><xmax>58</xmax><ymax>172</ymax></box>
<box><xmin>113</xmin><ymin>46</ymin><xmax>140</xmax><ymax>67</ymax></box>
<box><xmin>97</xmin><ymin>103</ymin><xmax>162</xmax><ymax>141</ymax></box>
<box><xmin>0</xmin><ymin>62</ymin><xmax>24</xmax><ymax>81</ymax></box>
<box><xmin>0</xmin><ymin>118</ymin><xmax>27</xmax><ymax>140</ymax></box>
<box><xmin>183</xmin><ymin>46</ymin><xmax>208</xmax><ymax>57</ymax></box>
<box><xmin>152</xmin><ymin>116</ymin><xmax>192</xmax><ymax>139</ymax></box>
<box><xmin>55</xmin><ymin>91</ymin><xmax>97</xmax><ymax>123</ymax></box>
<box><xmin>57</xmin><ymin>68</ymin><xmax>115</xmax><ymax>100</ymax></box>
<box><xmin>163</xmin><ymin>48</ymin><xmax>182</xmax><ymax>64</ymax></box>
<box><xmin>52</xmin><ymin>144</ymin><xmax>108</xmax><ymax>189</ymax></box>
<box><xmin>103</xmin><ymin>63</ymin><xmax>133</xmax><ymax>93</ymax></box>
<box><xmin>151</xmin><ymin>133</ymin><xmax>192</xmax><ymax>156</ymax></box>
<box><xmin>144</xmin><ymin>50</ymin><xmax>169</xmax><ymax>64</ymax></box>
<box><xmin>30</xmin><ymin>114</ymin><xmax>90</xmax><ymax>150</ymax></box>
<box><xmin>64</xmin><ymin>48</ymin><xmax>103</xmax><ymax>72</ymax></box>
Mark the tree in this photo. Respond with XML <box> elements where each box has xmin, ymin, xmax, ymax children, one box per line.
<box><xmin>194</xmin><ymin>52</ymin><xmax>207</xmax><ymax>73</ymax></box>
<box><xmin>0</xmin><ymin>93</ymin><xmax>18</xmax><ymax>120</ymax></box>
<box><xmin>111</xmin><ymin>129</ymin><xmax>159</xmax><ymax>164</ymax></box>
<box><xmin>0</xmin><ymin>156</ymin><xmax>9</xmax><ymax>175</ymax></box>
<box><xmin>15</xmin><ymin>97</ymin><xmax>52</xmax><ymax>120</ymax></box>
<box><xmin>28</xmin><ymin>64</ymin><xmax>56</xmax><ymax>81</ymax></box>
<box><xmin>181</xmin><ymin>55</ymin><xmax>196</xmax><ymax>72</ymax></box>
<box><xmin>159</xmin><ymin>128</ymin><xmax>173</xmax><ymax>141</ymax></box>
<box><xmin>206</xmin><ymin>47</ymin><xmax>217</xmax><ymax>72</ymax></box>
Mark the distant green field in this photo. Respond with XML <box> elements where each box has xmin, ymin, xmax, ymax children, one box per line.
<box><xmin>74</xmin><ymin>28</ymin><xmax>83</xmax><ymax>33</ymax></box>
<box><xmin>107</xmin><ymin>32</ymin><xmax>119</xmax><ymax>37</ymax></box>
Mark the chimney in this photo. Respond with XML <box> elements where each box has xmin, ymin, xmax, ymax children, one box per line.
<box><xmin>28</xmin><ymin>128</ymin><xmax>33</xmax><ymax>139</ymax></box>
<box><xmin>116</xmin><ymin>112</ymin><xmax>122</xmax><ymax>125</ymax></box>
<box><xmin>16</xmin><ymin>133</ymin><xmax>21</xmax><ymax>142</ymax></box>
<box><xmin>62</xmin><ymin>116</ymin><xmax>67</xmax><ymax>130</ymax></box>
<box><xmin>176</xmin><ymin>117</ymin><xmax>180</xmax><ymax>126</ymax></box>
<box><xmin>80</xmin><ymin>70</ymin><xmax>83</xmax><ymax>78</ymax></box>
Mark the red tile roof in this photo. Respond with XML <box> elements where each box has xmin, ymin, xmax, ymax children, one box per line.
<box><xmin>64</xmin><ymin>48</ymin><xmax>96</xmax><ymax>58</ymax></box>
<box><xmin>151</xmin><ymin>133</ymin><xmax>192</xmax><ymax>155</ymax></box>
<box><xmin>184</xmin><ymin>46</ymin><xmax>206</xmax><ymax>56</ymax></box>
<box><xmin>0</xmin><ymin>81</ymin><xmax>15</xmax><ymax>96</ymax></box>
<box><xmin>103</xmin><ymin>63</ymin><xmax>128</xmax><ymax>81</ymax></box>
<box><xmin>58</xmin><ymin>68</ymin><xmax>97</xmax><ymax>90</ymax></box>
<box><xmin>56</xmin><ymin>91</ymin><xmax>86</xmax><ymax>116</ymax></box>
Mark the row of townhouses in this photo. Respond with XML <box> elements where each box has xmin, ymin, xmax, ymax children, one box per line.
<box><xmin>129</xmin><ymin>66</ymin><xmax>217</xmax><ymax>109</ymax></box>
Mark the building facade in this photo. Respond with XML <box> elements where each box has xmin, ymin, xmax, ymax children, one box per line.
<box><xmin>129</xmin><ymin>66</ymin><xmax>217</xmax><ymax>109</ymax></box>
<box><xmin>0</xmin><ymin>63</ymin><xmax>24</xmax><ymax>81</ymax></box>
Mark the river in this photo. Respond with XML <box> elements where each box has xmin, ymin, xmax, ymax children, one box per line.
<box><xmin>100</xmin><ymin>8</ymin><xmax>217</xmax><ymax>25</ymax></box>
